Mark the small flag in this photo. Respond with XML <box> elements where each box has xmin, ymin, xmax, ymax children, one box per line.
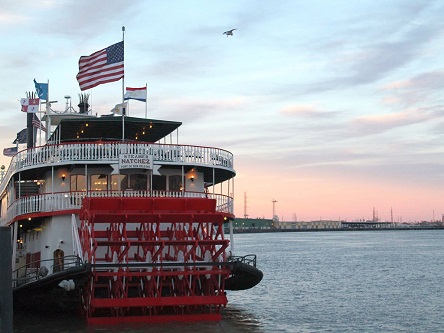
<box><xmin>32</xmin><ymin>114</ymin><xmax>47</xmax><ymax>132</ymax></box>
<box><xmin>76</xmin><ymin>41</ymin><xmax>124</xmax><ymax>91</ymax></box>
<box><xmin>3</xmin><ymin>147</ymin><xmax>18</xmax><ymax>157</ymax></box>
<box><xmin>34</xmin><ymin>79</ymin><xmax>48</xmax><ymax>100</ymax></box>
<box><xmin>20</xmin><ymin>98</ymin><xmax>40</xmax><ymax>113</ymax></box>
<box><xmin>111</xmin><ymin>102</ymin><xmax>127</xmax><ymax>115</ymax></box>
<box><xmin>13</xmin><ymin>128</ymin><xmax>27</xmax><ymax>144</ymax></box>
<box><xmin>124</xmin><ymin>86</ymin><xmax>147</xmax><ymax>102</ymax></box>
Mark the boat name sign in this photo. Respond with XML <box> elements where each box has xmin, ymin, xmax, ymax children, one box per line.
<box><xmin>119</xmin><ymin>154</ymin><xmax>153</xmax><ymax>170</ymax></box>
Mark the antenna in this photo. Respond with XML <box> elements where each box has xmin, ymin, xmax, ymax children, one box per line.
<box><xmin>64</xmin><ymin>95</ymin><xmax>71</xmax><ymax>112</ymax></box>
<box><xmin>272</xmin><ymin>199</ymin><xmax>277</xmax><ymax>221</ymax></box>
<box><xmin>372</xmin><ymin>207</ymin><xmax>378</xmax><ymax>222</ymax></box>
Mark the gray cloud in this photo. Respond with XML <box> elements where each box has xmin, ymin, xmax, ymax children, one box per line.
<box><xmin>381</xmin><ymin>71</ymin><xmax>444</xmax><ymax>108</ymax></box>
<box><xmin>269</xmin><ymin>1</ymin><xmax>444</xmax><ymax>98</ymax></box>
<box><xmin>37</xmin><ymin>1</ymin><xmax>141</xmax><ymax>38</ymax></box>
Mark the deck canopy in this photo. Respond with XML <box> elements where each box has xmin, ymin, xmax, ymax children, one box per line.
<box><xmin>49</xmin><ymin>116</ymin><xmax>182</xmax><ymax>143</ymax></box>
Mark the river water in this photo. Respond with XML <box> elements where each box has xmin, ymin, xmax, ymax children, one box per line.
<box><xmin>13</xmin><ymin>230</ymin><xmax>444</xmax><ymax>332</ymax></box>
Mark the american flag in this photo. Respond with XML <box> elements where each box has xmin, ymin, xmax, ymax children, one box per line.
<box><xmin>3</xmin><ymin>147</ymin><xmax>18</xmax><ymax>157</ymax></box>
<box><xmin>76</xmin><ymin>41</ymin><xmax>124</xmax><ymax>91</ymax></box>
<box><xmin>32</xmin><ymin>114</ymin><xmax>47</xmax><ymax>132</ymax></box>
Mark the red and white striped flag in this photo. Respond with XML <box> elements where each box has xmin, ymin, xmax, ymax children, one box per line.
<box><xmin>32</xmin><ymin>114</ymin><xmax>47</xmax><ymax>132</ymax></box>
<box><xmin>76</xmin><ymin>41</ymin><xmax>124</xmax><ymax>91</ymax></box>
<box><xmin>124</xmin><ymin>86</ymin><xmax>147</xmax><ymax>102</ymax></box>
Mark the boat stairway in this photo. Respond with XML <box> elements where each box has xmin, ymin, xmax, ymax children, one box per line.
<box><xmin>12</xmin><ymin>256</ymin><xmax>90</xmax><ymax>311</ymax></box>
<box><xmin>79</xmin><ymin>196</ymin><xmax>232</xmax><ymax>324</ymax></box>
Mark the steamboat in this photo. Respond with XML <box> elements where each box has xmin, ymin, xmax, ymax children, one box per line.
<box><xmin>1</xmin><ymin>94</ymin><xmax>262</xmax><ymax>324</ymax></box>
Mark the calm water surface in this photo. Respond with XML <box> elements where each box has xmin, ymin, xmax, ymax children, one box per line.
<box><xmin>14</xmin><ymin>230</ymin><xmax>444</xmax><ymax>332</ymax></box>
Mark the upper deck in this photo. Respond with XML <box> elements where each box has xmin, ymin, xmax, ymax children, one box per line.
<box><xmin>46</xmin><ymin>116</ymin><xmax>182</xmax><ymax>144</ymax></box>
<box><xmin>1</xmin><ymin>113</ymin><xmax>235</xmax><ymax>192</ymax></box>
<box><xmin>1</xmin><ymin>141</ymin><xmax>234</xmax><ymax>191</ymax></box>
<box><xmin>0</xmin><ymin>114</ymin><xmax>236</xmax><ymax>226</ymax></box>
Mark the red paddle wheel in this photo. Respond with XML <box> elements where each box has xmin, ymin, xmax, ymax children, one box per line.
<box><xmin>78</xmin><ymin>197</ymin><xmax>231</xmax><ymax>324</ymax></box>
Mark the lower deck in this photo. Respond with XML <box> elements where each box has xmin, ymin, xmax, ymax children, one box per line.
<box><xmin>12</xmin><ymin>197</ymin><xmax>242</xmax><ymax>323</ymax></box>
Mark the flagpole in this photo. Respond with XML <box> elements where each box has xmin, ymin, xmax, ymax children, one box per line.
<box><xmin>38</xmin><ymin>81</ymin><xmax>44</xmax><ymax>146</ymax></box>
<box><xmin>38</xmin><ymin>107</ymin><xmax>41</xmax><ymax>146</ymax></box>
<box><xmin>145</xmin><ymin>83</ymin><xmax>147</xmax><ymax>119</ymax></box>
<box><xmin>33</xmin><ymin>121</ymin><xmax>37</xmax><ymax>148</ymax></box>
<box><xmin>45</xmin><ymin>79</ymin><xmax>50</xmax><ymax>142</ymax></box>
<box><xmin>122</xmin><ymin>26</ymin><xmax>125</xmax><ymax>142</ymax></box>
<box><xmin>90</xmin><ymin>90</ymin><xmax>93</xmax><ymax>116</ymax></box>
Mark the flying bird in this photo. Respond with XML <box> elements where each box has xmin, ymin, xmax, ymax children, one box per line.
<box><xmin>223</xmin><ymin>29</ymin><xmax>236</xmax><ymax>37</ymax></box>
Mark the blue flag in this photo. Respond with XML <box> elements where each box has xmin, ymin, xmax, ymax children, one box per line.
<box><xmin>34</xmin><ymin>79</ymin><xmax>48</xmax><ymax>100</ymax></box>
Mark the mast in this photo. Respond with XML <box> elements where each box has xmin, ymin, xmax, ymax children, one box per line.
<box><xmin>122</xmin><ymin>26</ymin><xmax>126</xmax><ymax>141</ymax></box>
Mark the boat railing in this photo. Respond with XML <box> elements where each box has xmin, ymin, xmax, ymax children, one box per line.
<box><xmin>12</xmin><ymin>255</ymin><xmax>83</xmax><ymax>288</ymax></box>
<box><xmin>228</xmin><ymin>254</ymin><xmax>258</xmax><ymax>268</ymax></box>
<box><xmin>0</xmin><ymin>142</ymin><xmax>233</xmax><ymax>193</ymax></box>
<box><xmin>3</xmin><ymin>190</ymin><xmax>233</xmax><ymax>224</ymax></box>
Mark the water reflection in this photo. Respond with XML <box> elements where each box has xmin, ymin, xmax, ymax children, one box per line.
<box><xmin>221</xmin><ymin>306</ymin><xmax>264</xmax><ymax>333</ymax></box>
<box><xmin>14</xmin><ymin>231</ymin><xmax>444</xmax><ymax>333</ymax></box>
<box><xmin>14</xmin><ymin>305</ymin><xmax>265</xmax><ymax>333</ymax></box>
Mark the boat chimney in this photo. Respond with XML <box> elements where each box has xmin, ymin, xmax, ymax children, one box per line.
<box><xmin>25</xmin><ymin>91</ymin><xmax>37</xmax><ymax>148</ymax></box>
<box><xmin>78</xmin><ymin>93</ymin><xmax>90</xmax><ymax>114</ymax></box>
<box><xmin>27</xmin><ymin>112</ymin><xmax>36</xmax><ymax>148</ymax></box>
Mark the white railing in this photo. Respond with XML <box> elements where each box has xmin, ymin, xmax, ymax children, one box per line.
<box><xmin>0</xmin><ymin>142</ymin><xmax>234</xmax><ymax>194</ymax></box>
<box><xmin>2</xmin><ymin>191</ymin><xmax>233</xmax><ymax>225</ymax></box>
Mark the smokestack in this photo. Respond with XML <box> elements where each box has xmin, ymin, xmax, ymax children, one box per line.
<box><xmin>27</xmin><ymin>112</ymin><xmax>34</xmax><ymax>148</ymax></box>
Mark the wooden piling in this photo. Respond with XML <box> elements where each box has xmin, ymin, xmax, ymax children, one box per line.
<box><xmin>0</xmin><ymin>227</ymin><xmax>13</xmax><ymax>332</ymax></box>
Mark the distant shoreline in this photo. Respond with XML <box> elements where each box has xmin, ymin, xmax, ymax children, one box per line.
<box><xmin>233</xmin><ymin>226</ymin><xmax>444</xmax><ymax>233</ymax></box>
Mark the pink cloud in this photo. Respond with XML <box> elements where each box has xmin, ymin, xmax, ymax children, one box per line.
<box><xmin>350</xmin><ymin>109</ymin><xmax>430</xmax><ymax>134</ymax></box>
<box><xmin>280</xmin><ymin>104</ymin><xmax>327</xmax><ymax>118</ymax></box>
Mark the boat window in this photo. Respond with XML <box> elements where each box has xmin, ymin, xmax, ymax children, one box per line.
<box><xmin>130</xmin><ymin>174</ymin><xmax>147</xmax><ymax>190</ymax></box>
<box><xmin>70</xmin><ymin>175</ymin><xmax>86</xmax><ymax>192</ymax></box>
<box><xmin>169</xmin><ymin>175</ymin><xmax>182</xmax><ymax>191</ymax></box>
<box><xmin>120</xmin><ymin>175</ymin><xmax>129</xmax><ymax>190</ymax></box>
<box><xmin>111</xmin><ymin>175</ymin><xmax>126</xmax><ymax>191</ymax></box>
<box><xmin>90</xmin><ymin>174</ymin><xmax>108</xmax><ymax>191</ymax></box>
<box><xmin>118</xmin><ymin>174</ymin><xmax>148</xmax><ymax>191</ymax></box>
<box><xmin>152</xmin><ymin>175</ymin><xmax>166</xmax><ymax>190</ymax></box>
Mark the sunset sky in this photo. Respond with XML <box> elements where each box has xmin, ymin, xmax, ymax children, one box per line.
<box><xmin>1</xmin><ymin>1</ymin><xmax>443</xmax><ymax>222</ymax></box>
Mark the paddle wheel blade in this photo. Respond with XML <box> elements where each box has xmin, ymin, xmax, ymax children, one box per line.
<box><xmin>79</xmin><ymin>197</ymin><xmax>231</xmax><ymax>324</ymax></box>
